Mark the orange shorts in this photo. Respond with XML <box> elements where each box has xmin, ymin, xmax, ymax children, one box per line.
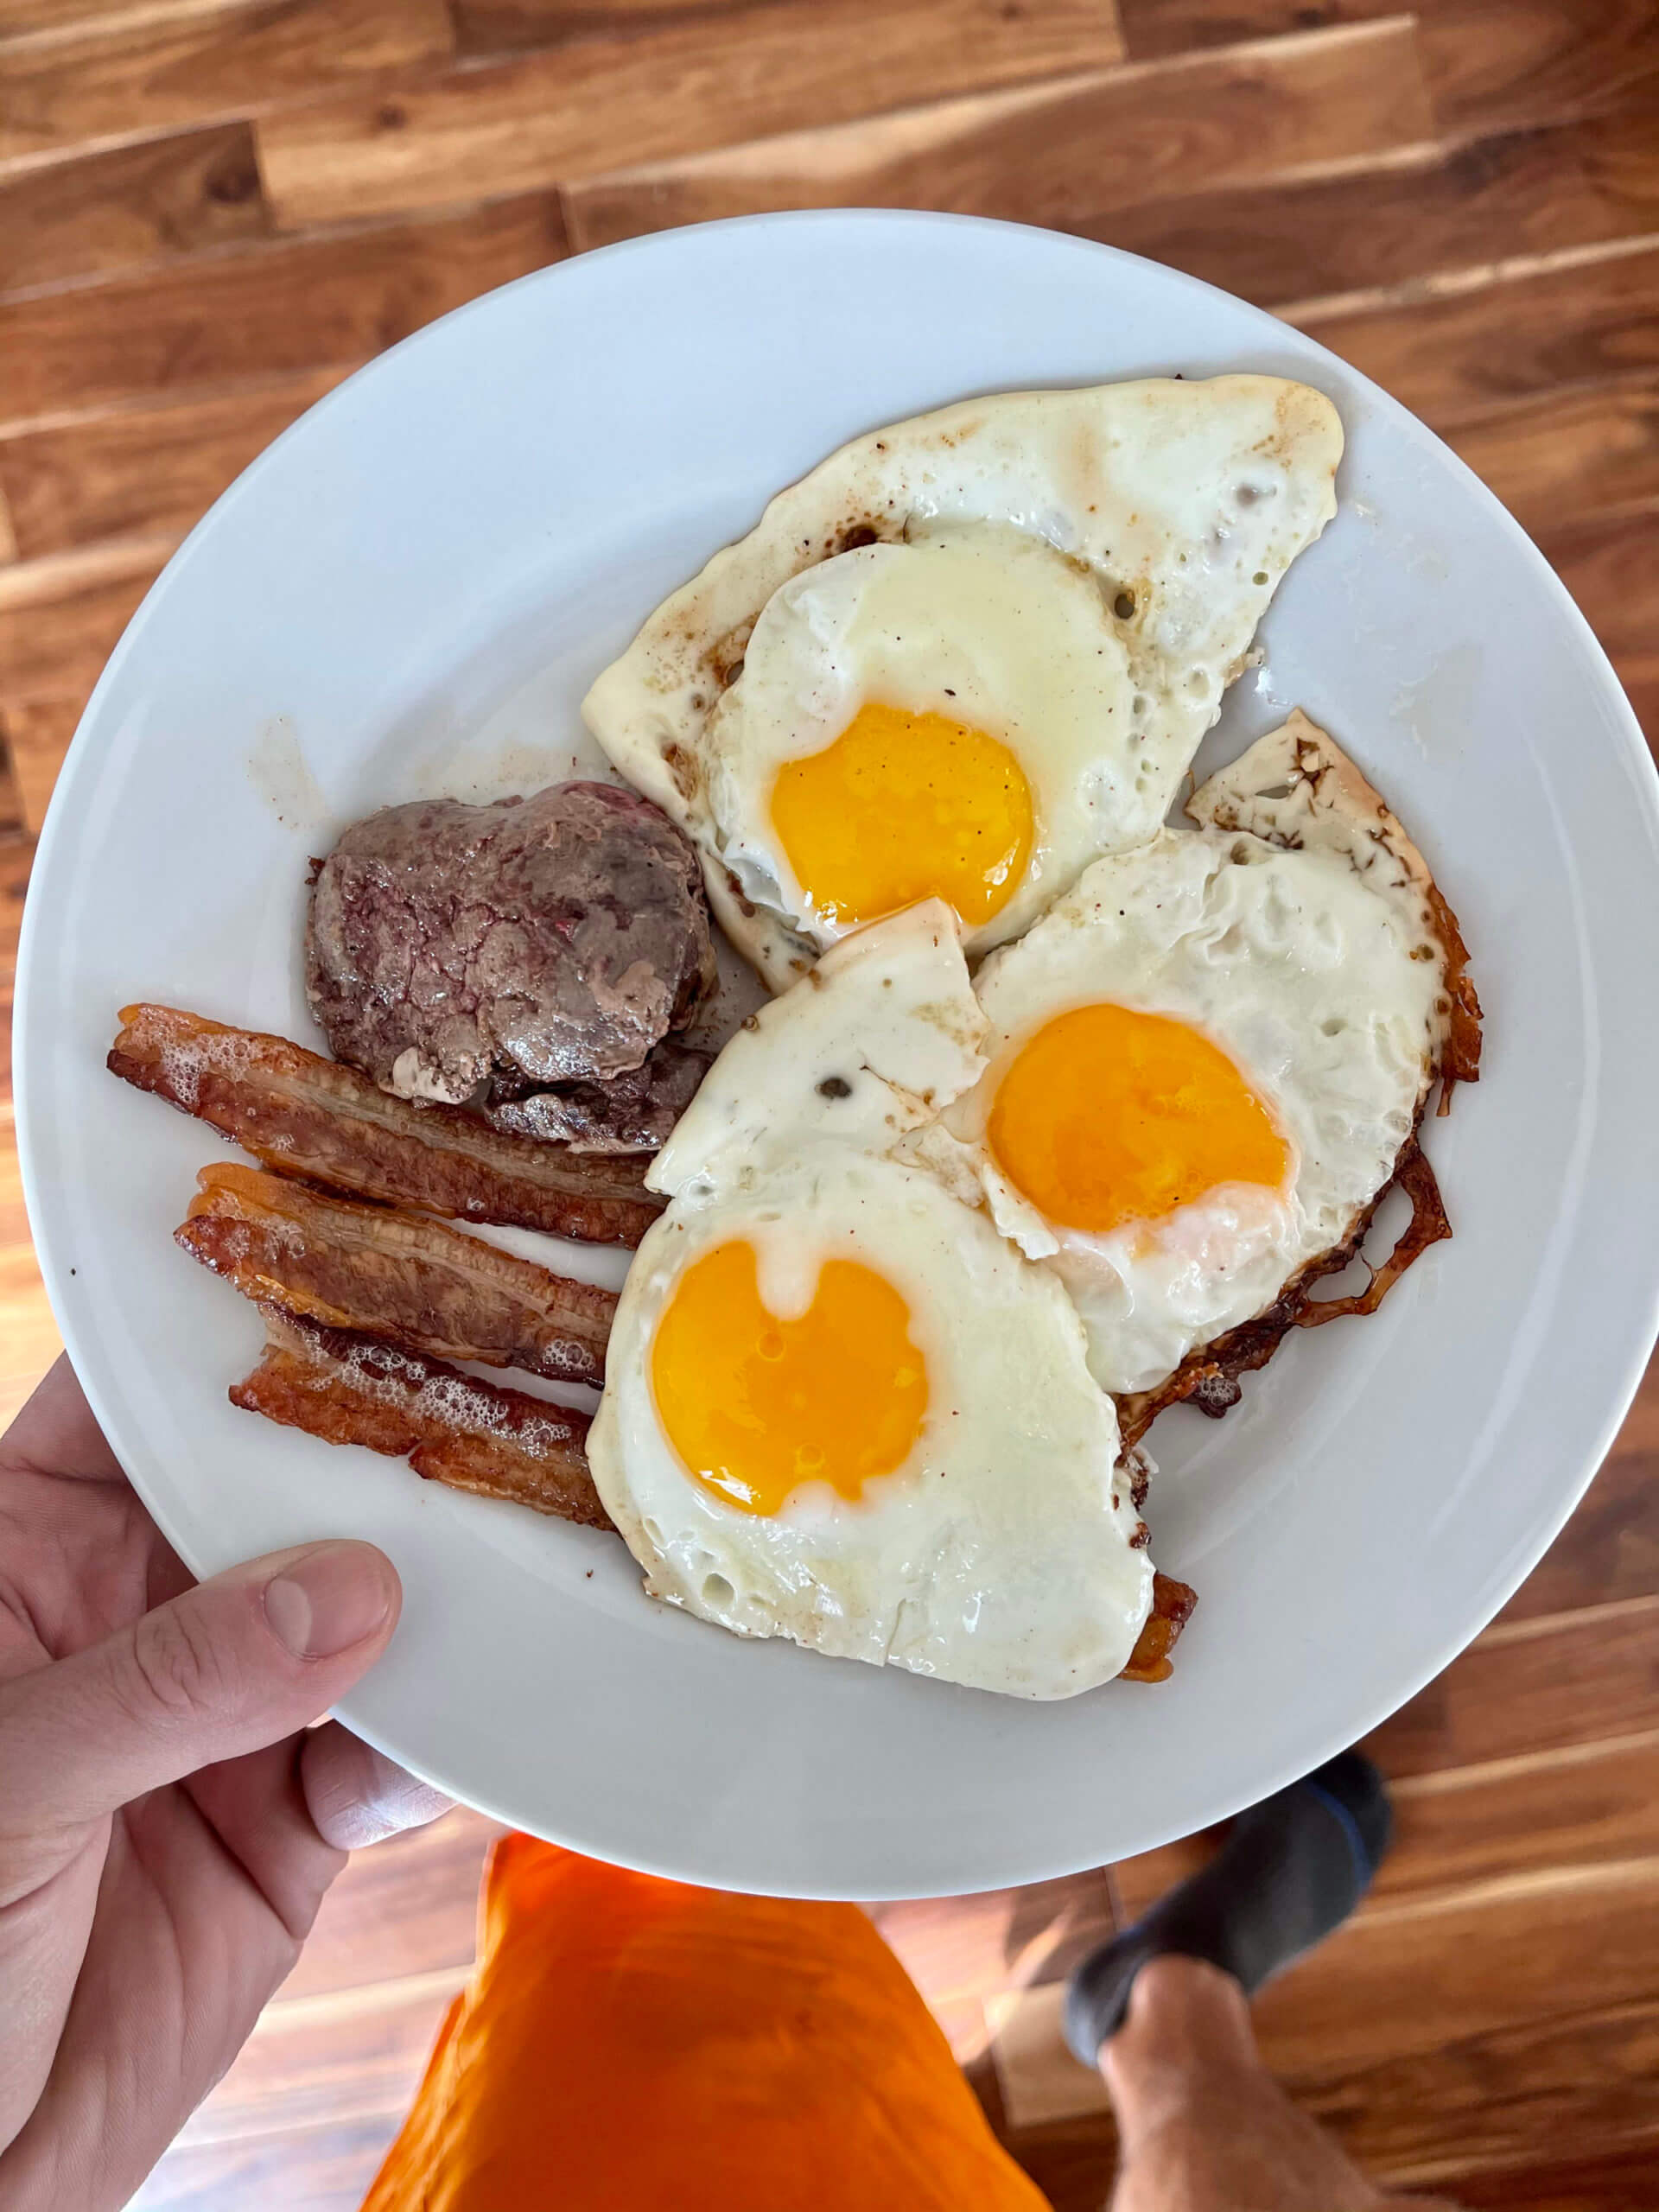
<box><xmin>363</xmin><ymin>1832</ymin><xmax>1049</xmax><ymax>2211</ymax></box>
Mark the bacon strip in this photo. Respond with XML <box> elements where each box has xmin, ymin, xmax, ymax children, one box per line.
<box><xmin>1117</xmin><ymin>1131</ymin><xmax>1452</xmax><ymax>1449</ymax></box>
<box><xmin>1121</xmin><ymin>1573</ymin><xmax>1198</xmax><ymax>1685</ymax></box>
<box><xmin>110</xmin><ymin>1004</ymin><xmax>663</xmax><ymax>1248</ymax></box>
<box><xmin>232</xmin><ymin>1306</ymin><xmax>1191</xmax><ymax>1682</ymax></box>
<box><xmin>179</xmin><ymin>1162</ymin><xmax>616</xmax><ymax>1385</ymax></box>
<box><xmin>231</xmin><ymin>1306</ymin><xmax>612</xmax><ymax>1529</ymax></box>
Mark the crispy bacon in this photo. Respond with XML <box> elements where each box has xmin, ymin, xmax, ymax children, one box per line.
<box><xmin>178</xmin><ymin>1162</ymin><xmax>616</xmax><ymax>1385</ymax></box>
<box><xmin>1117</xmin><ymin>1131</ymin><xmax>1453</xmax><ymax>1450</ymax></box>
<box><xmin>1121</xmin><ymin>1573</ymin><xmax>1198</xmax><ymax>1685</ymax></box>
<box><xmin>1424</xmin><ymin>880</ymin><xmax>1484</xmax><ymax>1114</ymax></box>
<box><xmin>110</xmin><ymin>1004</ymin><xmax>663</xmax><ymax>1247</ymax></box>
<box><xmin>232</xmin><ymin>1306</ymin><xmax>1192</xmax><ymax>1682</ymax></box>
<box><xmin>231</xmin><ymin>1306</ymin><xmax>612</xmax><ymax>1529</ymax></box>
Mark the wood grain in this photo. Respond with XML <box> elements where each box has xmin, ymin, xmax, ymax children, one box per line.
<box><xmin>1538</xmin><ymin>503</ymin><xmax>1659</xmax><ymax>671</ymax></box>
<box><xmin>255</xmin><ymin>0</ymin><xmax>1128</xmax><ymax>228</ymax></box>
<box><xmin>1244</xmin><ymin>1858</ymin><xmax>1659</xmax><ymax>2086</ymax></box>
<box><xmin>1077</xmin><ymin>103</ymin><xmax>1659</xmax><ymax>316</ymax></box>
<box><xmin>0</xmin><ymin>697</ymin><xmax>81</xmax><ymax>831</ymax></box>
<box><xmin>1292</xmin><ymin>239</ymin><xmax>1659</xmax><ymax>425</ymax></box>
<box><xmin>0</xmin><ymin>842</ymin><xmax>28</xmax><ymax>1091</ymax></box>
<box><xmin>1364</xmin><ymin>1597</ymin><xmax>1659</xmax><ymax>1780</ymax></box>
<box><xmin>1117</xmin><ymin>0</ymin><xmax>1395</xmax><ymax>59</ymax></box>
<box><xmin>997</xmin><ymin>1986</ymin><xmax>1659</xmax><ymax>2185</ymax></box>
<box><xmin>0</xmin><ymin>0</ymin><xmax>454</xmax><ymax>175</ymax></box>
<box><xmin>1621</xmin><ymin>661</ymin><xmax>1659</xmax><ymax>765</ymax></box>
<box><xmin>986</xmin><ymin>1981</ymin><xmax>1112</xmax><ymax>2129</ymax></box>
<box><xmin>450</xmin><ymin>0</ymin><xmax>771</xmax><ymax>56</ymax></box>
<box><xmin>1294</xmin><ymin>2005</ymin><xmax>1659</xmax><ymax>2188</ymax></box>
<box><xmin>1496</xmin><ymin>1362</ymin><xmax>1659</xmax><ymax>1618</ymax></box>
<box><xmin>0</xmin><ymin>367</ymin><xmax>346</xmax><ymax>556</ymax></box>
<box><xmin>0</xmin><ymin>194</ymin><xmax>564</xmax><ymax>423</ymax></box>
<box><xmin>0</xmin><ymin>0</ymin><xmax>271</xmax><ymax>41</ymax></box>
<box><xmin>1113</xmin><ymin>1727</ymin><xmax>1659</xmax><ymax>1925</ymax></box>
<box><xmin>172</xmin><ymin>1968</ymin><xmax>465</xmax><ymax>2148</ymax></box>
<box><xmin>564</xmin><ymin>16</ymin><xmax>1433</xmax><ymax>251</ymax></box>
<box><xmin>1420</xmin><ymin>0</ymin><xmax>1659</xmax><ymax>137</ymax></box>
<box><xmin>871</xmin><ymin>1872</ymin><xmax>1118</xmax><ymax>2015</ymax></box>
<box><xmin>0</xmin><ymin>123</ymin><xmax>266</xmax><ymax>296</ymax></box>
<box><xmin>1448</xmin><ymin>378</ymin><xmax>1659</xmax><ymax>537</ymax></box>
<box><xmin>0</xmin><ymin>829</ymin><xmax>59</xmax><ymax>1423</ymax></box>
<box><xmin>0</xmin><ymin>539</ymin><xmax>170</xmax><ymax>704</ymax></box>
<box><xmin>1118</xmin><ymin>0</ymin><xmax>1659</xmax><ymax>137</ymax></box>
<box><xmin>1448</xmin><ymin>2145</ymin><xmax>1659</xmax><ymax>2211</ymax></box>
<box><xmin>0</xmin><ymin>753</ymin><xmax>22</xmax><ymax>837</ymax></box>
<box><xmin>129</xmin><ymin>2117</ymin><xmax>402</xmax><ymax>2212</ymax></box>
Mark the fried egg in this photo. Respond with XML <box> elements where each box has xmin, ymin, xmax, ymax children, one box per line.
<box><xmin>941</xmin><ymin>715</ymin><xmax>1478</xmax><ymax>1399</ymax></box>
<box><xmin>584</xmin><ymin>378</ymin><xmax>1343</xmax><ymax>988</ymax></box>
<box><xmin>587</xmin><ymin>902</ymin><xmax>1155</xmax><ymax>1700</ymax></box>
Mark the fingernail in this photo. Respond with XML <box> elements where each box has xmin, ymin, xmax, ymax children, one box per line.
<box><xmin>264</xmin><ymin>1542</ymin><xmax>397</xmax><ymax>1659</ymax></box>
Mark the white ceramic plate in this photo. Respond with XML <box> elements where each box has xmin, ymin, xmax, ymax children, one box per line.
<box><xmin>18</xmin><ymin>213</ymin><xmax>1659</xmax><ymax>1899</ymax></box>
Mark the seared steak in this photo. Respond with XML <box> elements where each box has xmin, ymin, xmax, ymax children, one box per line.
<box><xmin>306</xmin><ymin>781</ymin><xmax>715</xmax><ymax>1135</ymax></box>
<box><xmin>483</xmin><ymin>1034</ymin><xmax>710</xmax><ymax>1154</ymax></box>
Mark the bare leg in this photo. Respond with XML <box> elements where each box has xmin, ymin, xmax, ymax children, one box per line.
<box><xmin>1101</xmin><ymin>1956</ymin><xmax>1462</xmax><ymax>2212</ymax></box>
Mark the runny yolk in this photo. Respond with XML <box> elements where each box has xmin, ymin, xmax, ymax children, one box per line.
<box><xmin>988</xmin><ymin>1002</ymin><xmax>1291</xmax><ymax>1236</ymax></box>
<box><xmin>770</xmin><ymin>702</ymin><xmax>1034</xmax><ymax>929</ymax></box>
<box><xmin>650</xmin><ymin>1239</ymin><xmax>929</xmax><ymax>1516</ymax></box>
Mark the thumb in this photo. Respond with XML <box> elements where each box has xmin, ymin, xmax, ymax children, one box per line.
<box><xmin>0</xmin><ymin>1541</ymin><xmax>400</xmax><ymax>1837</ymax></box>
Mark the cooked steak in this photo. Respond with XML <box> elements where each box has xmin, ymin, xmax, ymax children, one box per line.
<box><xmin>306</xmin><ymin>781</ymin><xmax>715</xmax><ymax>1122</ymax></box>
<box><xmin>483</xmin><ymin>1034</ymin><xmax>711</xmax><ymax>1154</ymax></box>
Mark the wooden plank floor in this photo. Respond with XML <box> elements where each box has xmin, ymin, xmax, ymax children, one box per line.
<box><xmin>2</xmin><ymin>0</ymin><xmax>1656</xmax><ymax>2203</ymax></box>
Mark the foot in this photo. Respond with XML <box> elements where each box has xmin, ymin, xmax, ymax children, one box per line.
<box><xmin>1065</xmin><ymin>1751</ymin><xmax>1390</xmax><ymax>2069</ymax></box>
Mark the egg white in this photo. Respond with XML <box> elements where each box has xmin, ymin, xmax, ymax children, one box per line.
<box><xmin>590</xmin><ymin>1157</ymin><xmax>1152</xmax><ymax>1698</ymax></box>
<box><xmin>587</xmin><ymin>902</ymin><xmax>1156</xmax><ymax>1699</ymax></box>
<box><xmin>944</xmin><ymin>717</ymin><xmax>1462</xmax><ymax>1396</ymax></box>
<box><xmin>702</xmin><ymin>524</ymin><xmax>1141</xmax><ymax>955</ymax></box>
<box><xmin>584</xmin><ymin>377</ymin><xmax>1344</xmax><ymax>988</ymax></box>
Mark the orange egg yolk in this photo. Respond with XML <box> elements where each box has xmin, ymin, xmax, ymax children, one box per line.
<box><xmin>650</xmin><ymin>1239</ymin><xmax>930</xmax><ymax>1516</ymax></box>
<box><xmin>770</xmin><ymin>702</ymin><xmax>1034</xmax><ymax>929</ymax></box>
<box><xmin>988</xmin><ymin>1002</ymin><xmax>1291</xmax><ymax>1236</ymax></box>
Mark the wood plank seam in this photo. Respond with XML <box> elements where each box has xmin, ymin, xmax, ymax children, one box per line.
<box><xmin>572</xmin><ymin>106</ymin><xmax>1447</xmax><ymax>212</ymax></box>
<box><xmin>0</xmin><ymin>365</ymin><xmax>369</xmax><ymax>443</ymax></box>
<box><xmin>0</xmin><ymin>531</ymin><xmax>181</xmax><ymax>610</ymax></box>
<box><xmin>0</xmin><ymin>122</ymin><xmax>270</xmax><ymax>302</ymax></box>
<box><xmin>176</xmin><ymin>2092</ymin><xmax>434</xmax><ymax>2152</ymax></box>
<box><xmin>0</xmin><ymin>191</ymin><xmax>569</xmax><ymax>427</ymax></box>
<box><xmin>0</xmin><ymin>181</ymin><xmax>557</xmax><ymax>312</ymax></box>
<box><xmin>1351</xmin><ymin>1855</ymin><xmax>1659</xmax><ymax>1934</ymax></box>
<box><xmin>1279</xmin><ymin>229</ymin><xmax>1659</xmax><ymax>328</ymax></box>
<box><xmin>246</xmin><ymin>1961</ymin><xmax>472</xmax><ymax>2037</ymax></box>
<box><xmin>558</xmin><ymin>13</ymin><xmax>1437</xmax><ymax>252</ymax></box>
<box><xmin>0</xmin><ymin>0</ymin><xmax>267</xmax><ymax>60</ymax></box>
<box><xmin>0</xmin><ymin>0</ymin><xmax>458</xmax><ymax>181</ymax></box>
<box><xmin>1296</xmin><ymin>1996</ymin><xmax>1659</xmax><ymax>2190</ymax></box>
<box><xmin>252</xmin><ymin>0</ymin><xmax>1134</xmax><ymax>228</ymax></box>
<box><xmin>1475</xmin><ymin>1588</ymin><xmax>1659</xmax><ymax>1650</ymax></box>
<box><xmin>1389</xmin><ymin>1723</ymin><xmax>1659</xmax><ymax>1799</ymax></box>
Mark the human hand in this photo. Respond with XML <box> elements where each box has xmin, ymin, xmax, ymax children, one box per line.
<box><xmin>0</xmin><ymin>1358</ymin><xmax>452</xmax><ymax>2210</ymax></box>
